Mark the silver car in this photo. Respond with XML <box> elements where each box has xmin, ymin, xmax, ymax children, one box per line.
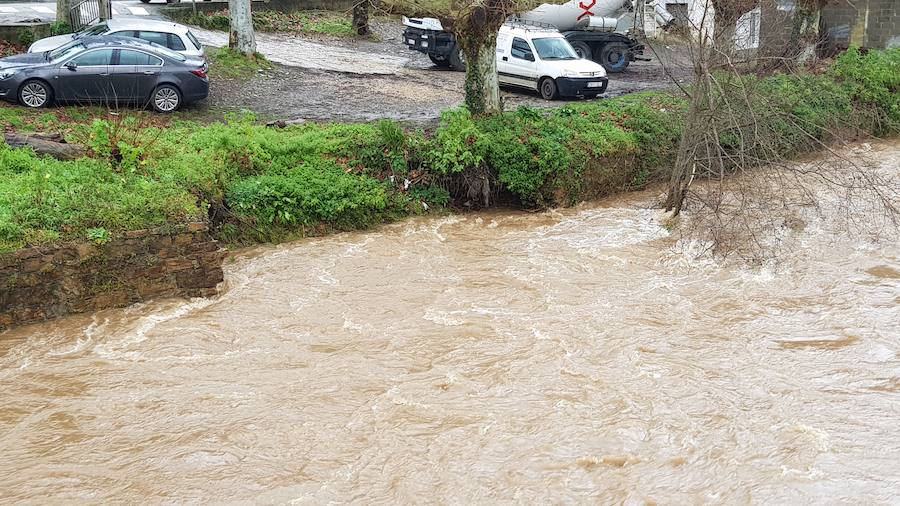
<box><xmin>1</xmin><ymin>36</ymin><xmax>209</xmax><ymax>112</ymax></box>
<box><xmin>28</xmin><ymin>18</ymin><xmax>205</xmax><ymax>61</ymax></box>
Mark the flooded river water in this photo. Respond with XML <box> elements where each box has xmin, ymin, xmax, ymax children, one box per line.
<box><xmin>1</xmin><ymin>143</ymin><xmax>898</xmax><ymax>504</ymax></box>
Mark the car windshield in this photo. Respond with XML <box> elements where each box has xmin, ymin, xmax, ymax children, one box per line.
<box><xmin>48</xmin><ymin>41</ymin><xmax>86</xmax><ymax>62</ymax></box>
<box><xmin>74</xmin><ymin>23</ymin><xmax>109</xmax><ymax>39</ymax></box>
<box><xmin>186</xmin><ymin>31</ymin><xmax>202</xmax><ymax>51</ymax></box>
<box><xmin>532</xmin><ymin>37</ymin><xmax>578</xmax><ymax>60</ymax></box>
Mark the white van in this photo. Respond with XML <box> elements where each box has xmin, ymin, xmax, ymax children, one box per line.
<box><xmin>497</xmin><ymin>23</ymin><xmax>608</xmax><ymax>100</ymax></box>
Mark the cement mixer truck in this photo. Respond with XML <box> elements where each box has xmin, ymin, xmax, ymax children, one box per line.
<box><xmin>402</xmin><ymin>0</ymin><xmax>662</xmax><ymax>73</ymax></box>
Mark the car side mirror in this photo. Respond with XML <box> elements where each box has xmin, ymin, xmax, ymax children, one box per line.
<box><xmin>64</xmin><ymin>61</ymin><xmax>77</xmax><ymax>71</ymax></box>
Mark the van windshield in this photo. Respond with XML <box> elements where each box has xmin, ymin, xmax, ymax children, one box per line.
<box><xmin>532</xmin><ymin>37</ymin><xmax>578</xmax><ymax>60</ymax></box>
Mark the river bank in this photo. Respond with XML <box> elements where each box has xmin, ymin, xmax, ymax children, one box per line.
<box><xmin>0</xmin><ymin>48</ymin><xmax>897</xmax><ymax>328</ymax></box>
<box><xmin>1</xmin><ymin>141</ymin><xmax>897</xmax><ymax>502</ymax></box>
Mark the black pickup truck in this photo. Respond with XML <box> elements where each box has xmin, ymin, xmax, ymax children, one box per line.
<box><xmin>401</xmin><ymin>16</ymin><xmax>646</xmax><ymax>73</ymax></box>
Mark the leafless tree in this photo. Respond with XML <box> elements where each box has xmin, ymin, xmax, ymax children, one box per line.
<box><xmin>656</xmin><ymin>0</ymin><xmax>898</xmax><ymax>260</ymax></box>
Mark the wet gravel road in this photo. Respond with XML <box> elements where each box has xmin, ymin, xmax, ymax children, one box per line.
<box><xmin>190</xmin><ymin>20</ymin><xmax>688</xmax><ymax>126</ymax></box>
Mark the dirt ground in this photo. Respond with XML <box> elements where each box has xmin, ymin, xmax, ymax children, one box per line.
<box><xmin>188</xmin><ymin>20</ymin><xmax>690</xmax><ymax>126</ymax></box>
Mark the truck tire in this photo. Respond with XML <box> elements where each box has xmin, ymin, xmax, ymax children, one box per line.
<box><xmin>570</xmin><ymin>41</ymin><xmax>592</xmax><ymax>60</ymax></box>
<box><xmin>539</xmin><ymin>78</ymin><xmax>558</xmax><ymax>100</ymax></box>
<box><xmin>449</xmin><ymin>45</ymin><xmax>466</xmax><ymax>72</ymax></box>
<box><xmin>429</xmin><ymin>55</ymin><xmax>451</xmax><ymax>68</ymax></box>
<box><xmin>599</xmin><ymin>42</ymin><xmax>630</xmax><ymax>73</ymax></box>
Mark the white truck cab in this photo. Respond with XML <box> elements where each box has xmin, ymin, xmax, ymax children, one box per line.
<box><xmin>497</xmin><ymin>24</ymin><xmax>608</xmax><ymax>100</ymax></box>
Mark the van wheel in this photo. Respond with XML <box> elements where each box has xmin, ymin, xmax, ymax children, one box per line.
<box><xmin>571</xmin><ymin>41</ymin><xmax>592</xmax><ymax>60</ymax></box>
<box><xmin>448</xmin><ymin>45</ymin><xmax>466</xmax><ymax>71</ymax></box>
<box><xmin>599</xmin><ymin>42</ymin><xmax>630</xmax><ymax>73</ymax></box>
<box><xmin>539</xmin><ymin>78</ymin><xmax>558</xmax><ymax>100</ymax></box>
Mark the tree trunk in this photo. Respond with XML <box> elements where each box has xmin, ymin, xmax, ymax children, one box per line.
<box><xmin>666</xmin><ymin>40</ymin><xmax>716</xmax><ymax>216</ymax></box>
<box><xmin>228</xmin><ymin>0</ymin><xmax>257</xmax><ymax>55</ymax></box>
<box><xmin>460</xmin><ymin>35</ymin><xmax>502</xmax><ymax>116</ymax></box>
<box><xmin>56</xmin><ymin>0</ymin><xmax>71</xmax><ymax>29</ymax></box>
<box><xmin>98</xmin><ymin>0</ymin><xmax>110</xmax><ymax>21</ymax></box>
<box><xmin>790</xmin><ymin>4</ymin><xmax>821</xmax><ymax>64</ymax></box>
<box><xmin>352</xmin><ymin>1</ymin><xmax>371</xmax><ymax>36</ymax></box>
<box><xmin>665</xmin><ymin>77</ymin><xmax>709</xmax><ymax>215</ymax></box>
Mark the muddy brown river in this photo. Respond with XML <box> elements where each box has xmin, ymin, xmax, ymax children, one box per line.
<box><xmin>2</xmin><ymin>144</ymin><xmax>898</xmax><ymax>504</ymax></box>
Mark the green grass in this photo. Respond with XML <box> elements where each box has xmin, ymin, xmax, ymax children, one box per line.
<box><xmin>206</xmin><ymin>47</ymin><xmax>274</xmax><ymax>79</ymax></box>
<box><xmin>0</xmin><ymin>49</ymin><xmax>897</xmax><ymax>254</ymax></box>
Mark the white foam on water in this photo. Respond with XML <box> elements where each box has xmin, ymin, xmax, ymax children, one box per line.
<box><xmin>92</xmin><ymin>297</ymin><xmax>217</xmax><ymax>361</ymax></box>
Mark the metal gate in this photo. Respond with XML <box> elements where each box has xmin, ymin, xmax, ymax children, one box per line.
<box><xmin>68</xmin><ymin>0</ymin><xmax>112</xmax><ymax>31</ymax></box>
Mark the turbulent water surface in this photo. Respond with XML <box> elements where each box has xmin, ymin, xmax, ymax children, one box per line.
<box><xmin>1</xmin><ymin>143</ymin><xmax>899</xmax><ymax>504</ymax></box>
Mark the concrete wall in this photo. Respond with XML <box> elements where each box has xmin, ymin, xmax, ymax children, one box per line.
<box><xmin>271</xmin><ymin>0</ymin><xmax>355</xmax><ymax>10</ymax></box>
<box><xmin>165</xmin><ymin>0</ymin><xmax>355</xmax><ymax>14</ymax></box>
<box><xmin>0</xmin><ymin>22</ymin><xmax>51</xmax><ymax>45</ymax></box>
<box><xmin>0</xmin><ymin>223</ymin><xmax>226</xmax><ymax>331</ymax></box>
<box><xmin>822</xmin><ymin>0</ymin><xmax>899</xmax><ymax>49</ymax></box>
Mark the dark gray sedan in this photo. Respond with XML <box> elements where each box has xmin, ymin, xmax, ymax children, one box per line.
<box><xmin>0</xmin><ymin>36</ymin><xmax>209</xmax><ymax>112</ymax></box>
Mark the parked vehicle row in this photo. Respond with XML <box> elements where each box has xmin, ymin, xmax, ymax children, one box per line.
<box><xmin>403</xmin><ymin>0</ymin><xmax>649</xmax><ymax>75</ymax></box>
<box><xmin>0</xmin><ymin>18</ymin><xmax>207</xmax><ymax>112</ymax></box>
<box><xmin>0</xmin><ymin>36</ymin><xmax>208</xmax><ymax>112</ymax></box>
<box><xmin>28</xmin><ymin>18</ymin><xmax>206</xmax><ymax>61</ymax></box>
<box><xmin>404</xmin><ymin>21</ymin><xmax>609</xmax><ymax>100</ymax></box>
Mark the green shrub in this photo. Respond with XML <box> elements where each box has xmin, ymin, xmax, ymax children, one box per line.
<box><xmin>0</xmin><ymin>143</ymin><xmax>200</xmax><ymax>252</ymax></box>
<box><xmin>428</xmin><ymin>108</ymin><xmax>489</xmax><ymax>175</ymax></box>
<box><xmin>49</xmin><ymin>21</ymin><xmax>72</xmax><ymax>36</ymax></box>
<box><xmin>226</xmin><ymin>159</ymin><xmax>393</xmax><ymax>239</ymax></box>
<box><xmin>830</xmin><ymin>47</ymin><xmax>900</xmax><ymax>135</ymax></box>
<box><xmin>18</xmin><ymin>30</ymin><xmax>35</xmax><ymax>47</ymax></box>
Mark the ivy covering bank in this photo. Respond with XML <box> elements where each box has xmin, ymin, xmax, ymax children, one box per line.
<box><xmin>0</xmin><ymin>48</ymin><xmax>897</xmax><ymax>253</ymax></box>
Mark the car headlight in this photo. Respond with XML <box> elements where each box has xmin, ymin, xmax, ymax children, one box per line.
<box><xmin>0</xmin><ymin>69</ymin><xmax>19</xmax><ymax>80</ymax></box>
<box><xmin>561</xmin><ymin>70</ymin><xmax>579</xmax><ymax>78</ymax></box>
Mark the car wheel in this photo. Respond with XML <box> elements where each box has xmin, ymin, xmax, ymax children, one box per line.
<box><xmin>539</xmin><ymin>78</ymin><xmax>558</xmax><ymax>100</ymax></box>
<box><xmin>571</xmin><ymin>41</ymin><xmax>592</xmax><ymax>60</ymax></box>
<box><xmin>139</xmin><ymin>0</ymin><xmax>151</xmax><ymax>3</ymax></box>
<box><xmin>18</xmin><ymin>80</ymin><xmax>52</xmax><ymax>109</ymax></box>
<box><xmin>152</xmin><ymin>84</ymin><xmax>181</xmax><ymax>113</ymax></box>
<box><xmin>448</xmin><ymin>45</ymin><xmax>466</xmax><ymax>72</ymax></box>
<box><xmin>600</xmin><ymin>42</ymin><xmax>630</xmax><ymax>73</ymax></box>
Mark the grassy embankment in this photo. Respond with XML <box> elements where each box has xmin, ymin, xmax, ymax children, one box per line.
<box><xmin>0</xmin><ymin>48</ymin><xmax>897</xmax><ymax>253</ymax></box>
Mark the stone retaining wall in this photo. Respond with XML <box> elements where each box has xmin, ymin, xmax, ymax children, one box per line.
<box><xmin>0</xmin><ymin>223</ymin><xmax>226</xmax><ymax>331</ymax></box>
<box><xmin>165</xmin><ymin>0</ymin><xmax>355</xmax><ymax>14</ymax></box>
<box><xmin>0</xmin><ymin>22</ymin><xmax>51</xmax><ymax>46</ymax></box>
